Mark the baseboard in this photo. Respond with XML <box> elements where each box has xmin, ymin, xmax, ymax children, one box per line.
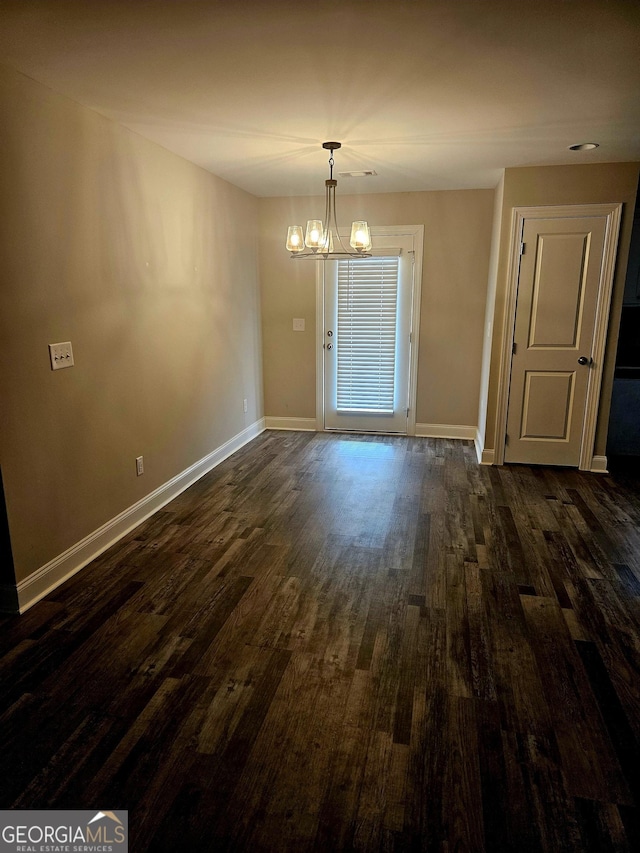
<box><xmin>474</xmin><ymin>428</ymin><xmax>495</xmax><ymax>465</ymax></box>
<box><xmin>480</xmin><ymin>448</ymin><xmax>496</xmax><ymax>465</ymax></box>
<box><xmin>472</xmin><ymin>445</ymin><xmax>605</xmax><ymax>470</ymax></box>
<box><xmin>268</xmin><ymin>419</ymin><xmax>478</xmax><ymax>441</ymax></box>
<box><xmin>2</xmin><ymin>418</ymin><xmax>266</xmax><ymax>615</ymax></box>
<box><xmin>589</xmin><ymin>455</ymin><xmax>609</xmax><ymax>474</ymax></box>
<box><xmin>265</xmin><ymin>417</ymin><xmax>317</xmax><ymax>431</ymax></box>
<box><xmin>415</xmin><ymin>423</ymin><xmax>476</xmax><ymax>441</ymax></box>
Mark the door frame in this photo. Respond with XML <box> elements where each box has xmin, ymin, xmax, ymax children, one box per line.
<box><xmin>315</xmin><ymin>224</ymin><xmax>424</xmax><ymax>434</ymax></box>
<box><xmin>495</xmin><ymin>203</ymin><xmax>622</xmax><ymax>470</ymax></box>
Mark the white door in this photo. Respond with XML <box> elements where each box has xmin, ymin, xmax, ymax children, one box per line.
<box><xmin>505</xmin><ymin>213</ymin><xmax>612</xmax><ymax>466</ymax></box>
<box><xmin>323</xmin><ymin>238</ymin><xmax>414</xmax><ymax>432</ymax></box>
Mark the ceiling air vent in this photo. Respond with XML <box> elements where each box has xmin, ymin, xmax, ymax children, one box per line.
<box><xmin>338</xmin><ymin>170</ymin><xmax>378</xmax><ymax>178</ymax></box>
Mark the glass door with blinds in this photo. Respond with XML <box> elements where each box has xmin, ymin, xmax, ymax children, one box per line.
<box><xmin>323</xmin><ymin>243</ymin><xmax>413</xmax><ymax>432</ymax></box>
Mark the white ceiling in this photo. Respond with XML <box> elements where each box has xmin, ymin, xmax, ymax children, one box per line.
<box><xmin>1</xmin><ymin>0</ymin><xmax>639</xmax><ymax>197</ymax></box>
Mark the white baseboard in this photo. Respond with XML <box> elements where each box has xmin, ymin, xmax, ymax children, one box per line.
<box><xmin>480</xmin><ymin>448</ymin><xmax>496</xmax><ymax>465</ymax></box>
<box><xmin>267</xmin><ymin>418</ymin><xmax>479</xmax><ymax>443</ymax></box>
<box><xmin>415</xmin><ymin>423</ymin><xmax>476</xmax><ymax>441</ymax></box>
<box><xmin>265</xmin><ymin>417</ymin><xmax>317</xmax><ymax>431</ymax></box>
<box><xmin>474</xmin><ymin>428</ymin><xmax>495</xmax><ymax>465</ymax></box>
<box><xmin>472</xmin><ymin>440</ymin><xmax>606</xmax><ymax>471</ymax></box>
<box><xmin>589</xmin><ymin>455</ymin><xmax>609</xmax><ymax>473</ymax></box>
<box><xmin>1</xmin><ymin>418</ymin><xmax>266</xmax><ymax>615</ymax></box>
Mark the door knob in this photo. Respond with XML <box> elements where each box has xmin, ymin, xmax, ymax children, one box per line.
<box><xmin>326</xmin><ymin>343</ymin><xmax>333</xmax><ymax>350</ymax></box>
<box><xmin>577</xmin><ymin>356</ymin><xmax>592</xmax><ymax>365</ymax></box>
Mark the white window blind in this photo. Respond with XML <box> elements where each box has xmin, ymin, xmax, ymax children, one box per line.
<box><xmin>336</xmin><ymin>255</ymin><xmax>400</xmax><ymax>413</ymax></box>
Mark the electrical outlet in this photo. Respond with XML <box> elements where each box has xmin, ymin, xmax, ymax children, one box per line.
<box><xmin>49</xmin><ymin>341</ymin><xmax>74</xmax><ymax>371</ymax></box>
<box><xmin>292</xmin><ymin>318</ymin><xmax>305</xmax><ymax>332</ymax></box>
<box><xmin>136</xmin><ymin>456</ymin><xmax>144</xmax><ymax>476</ymax></box>
<box><xmin>243</xmin><ymin>398</ymin><xmax>248</xmax><ymax>413</ymax></box>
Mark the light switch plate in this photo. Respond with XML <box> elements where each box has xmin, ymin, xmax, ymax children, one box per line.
<box><xmin>293</xmin><ymin>318</ymin><xmax>305</xmax><ymax>332</ymax></box>
<box><xmin>49</xmin><ymin>341</ymin><xmax>74</xmax><ymax>370</ymax></box>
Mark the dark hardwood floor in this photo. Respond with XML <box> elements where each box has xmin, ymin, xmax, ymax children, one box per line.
<box><xmin>2</xmin><ymin>431</ymin><xmax>640</xmax><ymax>851</ymax></box>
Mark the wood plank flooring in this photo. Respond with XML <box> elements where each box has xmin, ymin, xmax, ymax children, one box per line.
<box><xmin>1</xmin><ymin>431</ymin><xmax>640</xmax><ymax>851</ymax></box>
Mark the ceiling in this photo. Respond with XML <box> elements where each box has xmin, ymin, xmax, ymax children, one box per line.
<box><xmin>0</xmin><ymin>0</ymin><xmax>639</xmax><ymax>197</ymax></box>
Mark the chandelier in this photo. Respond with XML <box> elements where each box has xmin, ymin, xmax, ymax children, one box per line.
<box><xmin>286</xmin><ymin>142</ymin><xmax>372</xmax><ymax>259</ymax></box>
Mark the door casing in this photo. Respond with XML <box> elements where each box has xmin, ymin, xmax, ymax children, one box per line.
<box><xmin>315</xmin><ymin>225</ymin><xmax>424</xmax><ymax>434</ymax></box>
<box><xmin>496</xmin><ymin>203</ymin><xmax>622</xmax><ymax>470</ymax></box>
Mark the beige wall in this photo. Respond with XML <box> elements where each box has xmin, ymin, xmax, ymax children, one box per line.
<box><xmin>259</xmin><ymin>189</ymin><xmax>495</xmax><ymax>428</ymax></box>
<box><xmin>481</xmin><ymin>163</ymin><xmax>640</xmax><ymax>456</ymax></box>
<box><xmin>0</xmin><ymin>65</ymin><xmax>263</xmax><ymax>584</ymax></box>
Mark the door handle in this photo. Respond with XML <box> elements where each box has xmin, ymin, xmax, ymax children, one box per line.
<box><xmin>326</xmin><ymin>343</ymin><xmax>333</xmax><ymax>350</ymax></box>
<box><xmin>577</xmin><ymin>356</ymin><xmax>592</xmax><ymax>366</ymax></box>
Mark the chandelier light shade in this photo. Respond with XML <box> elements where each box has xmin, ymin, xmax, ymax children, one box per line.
<box><xmin>286</xmin><ymin>142</ymin><xmax>372</xmax><ymax>259</ymax></box>
<box><xmin>286</xmin><ymin>225</ymin><xmax>304</xmax><ymax>252</ymax></box>
<box><xmin>305</xmin><ymin>220</ymin><xmax>324</xmax><ymax>250</ymax></box>
<box><xmin>350</xmin><ymin>221</ymin><xmax>372</xmax><ymax>251</ymax></box>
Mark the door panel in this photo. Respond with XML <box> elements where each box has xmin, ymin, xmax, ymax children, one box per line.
<box><xmin>506</xmin><ymin>216</ymin><xmax>606</xmax><ymax>465</ymax></box>
<box><xmin>520</xmin><ymin>371</ymin><xmax>575</xmax><ymax>440</ymax></box>
<box><xmin>528</xmin><ymin>233</ymin><xmax>589</xmax><ymax>348</ymax></box>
